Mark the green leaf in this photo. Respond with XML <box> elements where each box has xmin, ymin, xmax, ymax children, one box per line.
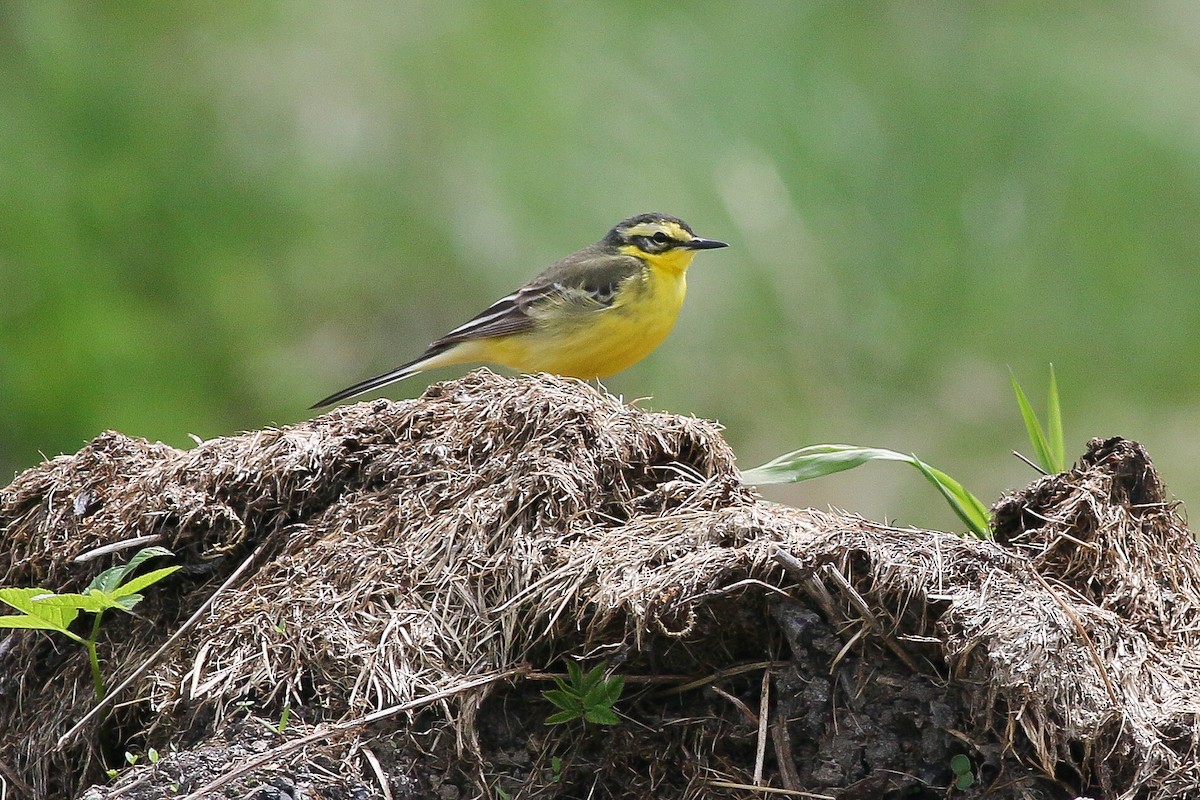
<box><xmin>544</xmin><ymin>709</ymin><xmax>579</xmax><ymax>725</ymax></box>
<box><xmin>28</xmin><ymin>591</ymin><xmax>109</xmax><ymax>613</ymax></box>
<box><xmin>109</xmin><ymin>566</ymin><xmax>180</xmax><ymax>600</ymax></box>
<box><xmin>600</xmin><ymin>675</ymin><xmax>625</xmax><ymax>705</ymax></box>
<box><xmin>1047</xmin><ymin>364</ymin><xmax>1064</xmax><ymax>472</ymax></box>
<box><xmin>949</xmin><ymin>754</ymin><xmax>971</xmax><ymax>774</ymax></box>
<box><xmin>112</xmin><ymin>593</ymin><xmax>144</xmax><ymax>611</ymax></box>
<box><xmin>88</xmin><ymin>547</ymin><xmax>174</xmax><ymax>594</ymax></box>
<box><xmin>1010</xmin><ymin>370</ymin><xmax>1055</xmax><ymax>473</ymax></box>
<box><xmin>582</xmin><ymin>682</ymin><xmax>611</xmax><ymax>707</ymax></box>
<box><xmin>541</xmin><ymin>689</ymin><xmax>579</xmax><ymax>712</ymax></box>
<box><xmin>956</xmin><ymin>772</ymin><xmax>975</xmax><ymax>790</ymax></box>
<box><xmin>0</xmin><ymin>588</ymin><xmax>82</xmax><ymax>633</ymax></box>
<box><xmin>580</xmin><ymin>663</ymin><xmax>606</xmax><ymax>693</ymax></box>
<box><xmin>0</xmin><ymin>613</ymin><xmax>71</xmax><ymax>632</ymax></box>
<box><xmin>564</xmin><ymin>659</ymin><xmax>583</xmax><ymax>687</ymax></box>
<box><xmin>583</xmin><ymin>706</ymin><xmax>619</xmax><ymax>725</ymax></box>
<box><xmin>88</xmin><ymin>565</ymin><xmax>127</xmax><ymax>595</ymax></box>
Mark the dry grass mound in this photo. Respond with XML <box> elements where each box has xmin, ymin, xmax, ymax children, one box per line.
<box><xmin>1</xmin><ymin>372</ymin><xmax>1200</xmax><ymax>800</ymax></box>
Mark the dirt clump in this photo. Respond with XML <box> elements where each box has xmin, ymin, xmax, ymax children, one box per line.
<box><xmin>1</xmin><ymin>372</ymin><xmax>1198</xmax><ymax>799</ymax></box>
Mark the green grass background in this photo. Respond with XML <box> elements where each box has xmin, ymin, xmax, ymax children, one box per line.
<box><xmin>3</xmin><ymin>3</ymin><xmax>1198</xmax><ymax>530</ymax></box>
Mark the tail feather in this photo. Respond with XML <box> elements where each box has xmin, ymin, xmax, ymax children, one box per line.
<box><xmin>310</xmin><ymin>344</ymin><xmax>454</xmax><ymax>409</ymax></box>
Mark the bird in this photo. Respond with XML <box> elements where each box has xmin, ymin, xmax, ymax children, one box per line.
<box><xmin>312</xmin><ymin>212</ymin><xmax>728</xmax><ymax>408</ymax></box>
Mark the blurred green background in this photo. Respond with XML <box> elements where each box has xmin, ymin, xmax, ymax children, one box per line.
<box><xmin>3</xmin><ymin>2</ymin><xmax>1199</xmax><ymax>531</ymax></box>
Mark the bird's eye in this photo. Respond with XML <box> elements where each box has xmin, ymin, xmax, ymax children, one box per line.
<box><xmin>651</xmin><ymin>231</ymin><xmax>669</xmax><ymax>244</ymax></box>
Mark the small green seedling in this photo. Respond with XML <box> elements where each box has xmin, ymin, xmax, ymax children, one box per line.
<box><xmin>1010</xmin><ymin>365</ymin><xmax>1065</xmax><ymax>474</ymax></box>
<box><xmin>549</xmin><ymin>755</ymin><xmax>563</xmax><ymax>783</ymax></box>
<box><xmin>741</xmin><ymin>445</ymin><xmax>992</xmax><ymax>539</ymax></box>
<box><xmin>950</xmin><ymin>753</ymin><xmax>975</xmax><ymax>790</ymax></box>
<box><xmin>0</xmin><ymin>546</ymin><xmax>180</xmax><ymax>700</ymax></box>
<box><xmin>277</xmin><ymin>703</ymin><xmax>292</xmax><ymax>734</ymax></box>
<box><xmin>543</xmin><ymin>660</ymin><xmax>624</xmax><ymax>726</ymax></box>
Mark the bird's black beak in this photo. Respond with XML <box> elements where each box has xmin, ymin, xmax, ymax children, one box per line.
<box><xmin>685</xmin><ymin>237</ymin><xmax>729</xmax><ymax>250</ymax></box>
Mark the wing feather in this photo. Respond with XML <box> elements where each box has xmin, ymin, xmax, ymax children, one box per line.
<box><xmin>431</xmin><ymin>250</ymin><xmax>644</xmax><ymax>348</ymax></box>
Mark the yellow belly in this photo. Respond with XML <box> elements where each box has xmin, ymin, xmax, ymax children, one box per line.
<box><xmin>474</xmin><ymin>270</ymin><xmax>687</xmax><ymax>378</ymax></box>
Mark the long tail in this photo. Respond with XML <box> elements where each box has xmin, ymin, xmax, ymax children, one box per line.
<box><xmin>310</xmin><ymin>344</ymin><xmax>455</xmax><ymax>409</ymax></box>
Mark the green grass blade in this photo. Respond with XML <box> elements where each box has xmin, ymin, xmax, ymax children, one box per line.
<box><xmin>741</xmin><ymin>444</ymin><xmax>992</xmax><ymax>538</ymax></box>
<box><xmin>740</xmin><ymin>445</ymin><xmax>910</xmax><ymax>485</ymax></box>
<box><xmin>910</xmin><ymin>457</ymin><xmax>992</xmax><ymax>539</ymax></box>
<box><xmin>1010</xmin><ymin>370</ymin><xmax>1054</xmax><ymax>472</ymax></box>
<box><xmin>1047</xmin><ymin>364</ymin><xmax>1064</xmax><ymax>472</ymax></box>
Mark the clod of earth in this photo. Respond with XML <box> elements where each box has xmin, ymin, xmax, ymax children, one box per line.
<box><xmin>2</xmin><ymin>371</ymin><xmax>1199</xmax><ymax>799</ymax></box>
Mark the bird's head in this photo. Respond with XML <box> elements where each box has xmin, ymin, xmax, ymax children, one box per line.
<box><xmin>604</xmin><ymin>213</ymin><xmax>728</xmax><ymax>274</ymax></box>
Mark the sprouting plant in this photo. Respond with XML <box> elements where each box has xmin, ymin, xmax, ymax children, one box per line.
<box><xmin>740</xmin><ymin>445</ymin><xmax>992</xmax><ymax>539</ymax></box>
<box><xmin>1010</xmin><ymin>365</ymin><xmax>1065</xmax><ymax>474</ymax></box>
<box><xmin>277</xmin><ymin>702</ymin><xmax>292</xmax><ymax>733</ymax></box>
<box><xmin>543</xmin><ymin>660</ymin><xmax>624</xmax><ymax>726</ymax></box>
<box><xmin>549</xmin><ymin>755</ymin><xmax>563</xmax><ymax>783</ymax></box>
<box><xmin>0</xmin><ymin>546</ymin><xmax>180</xmax><ymax>701</ymax></box>
<box><xmin>740</xmin><ymin>365</ymin><xmax>1072</xmax><ymax>538</ymax></box>
<box><xmin>950</xmin><ymin>753</ymin><xmax>975</xmax><ymax>790</ymax></box>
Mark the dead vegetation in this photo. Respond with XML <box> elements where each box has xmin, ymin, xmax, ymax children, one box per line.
<box><xmin>2</xmin><ymin>370</ymin><xmax>1200</xmax><ymax>799</ymax></box>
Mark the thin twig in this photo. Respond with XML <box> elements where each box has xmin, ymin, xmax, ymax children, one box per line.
<box><xmin>1011</xmin><ymin>450</ymin><xmax>1047</xmax><ymax>475</ymax></box>
<box><xmin>771</xmin><ymin>549</ymin><xmax>841</xmax><ymax>625</ymax></box>
<box><xmin>770</xmin><ymin>714</ymin><xmax>802</xmax><ymax>792</ymax></box>
<box><xmin>73</xmin><ymin>535</ymin><xmax>165</xmax><ymax>563</ymax></box>
<box><xmin>362</xmin><ymin>747</ymin><xmax>393</xmax><ymax>800</ymax></box>
<box><xmin>709</xmin><ymin>685</ymin><xmax>757</xmax><ymax>726</ymax></box>
<box><xmin>56</xmin><ymin>542</ymin><xmax>268</xmax><ymax>750</ymax></box>
<box><xmin>0</xmin><ymin>757</ymin><xmax>34</xmax><ymax>797</ymax></box>
<box><xmin>820</xmin><ymin>564</ymin><xmax>924</xmax><ymax>674</ymax></box>
<box><xmin>179</xmin><ymin>669</ymin><xmax>521</xmax><ymax>800</ymax></box>
<box><xmin>753</xmin><ymin>668</ymin><xmax>771</xmax><ymax>786</ymax></box>
<box><xmin>656</xmin><ymin>660</ymin><xmax>790</xmax><ymax>697</ymax></box>
<box><xmin>524</xmin><ymin>670</ymin><xmax>691</xmax><ymax>684</ymax></box>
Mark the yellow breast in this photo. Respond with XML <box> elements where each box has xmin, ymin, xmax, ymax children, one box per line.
<box><xmin>478</xmin><ymin>258</ymin><xmax>691</xmax><ymax>379</ymax></box>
